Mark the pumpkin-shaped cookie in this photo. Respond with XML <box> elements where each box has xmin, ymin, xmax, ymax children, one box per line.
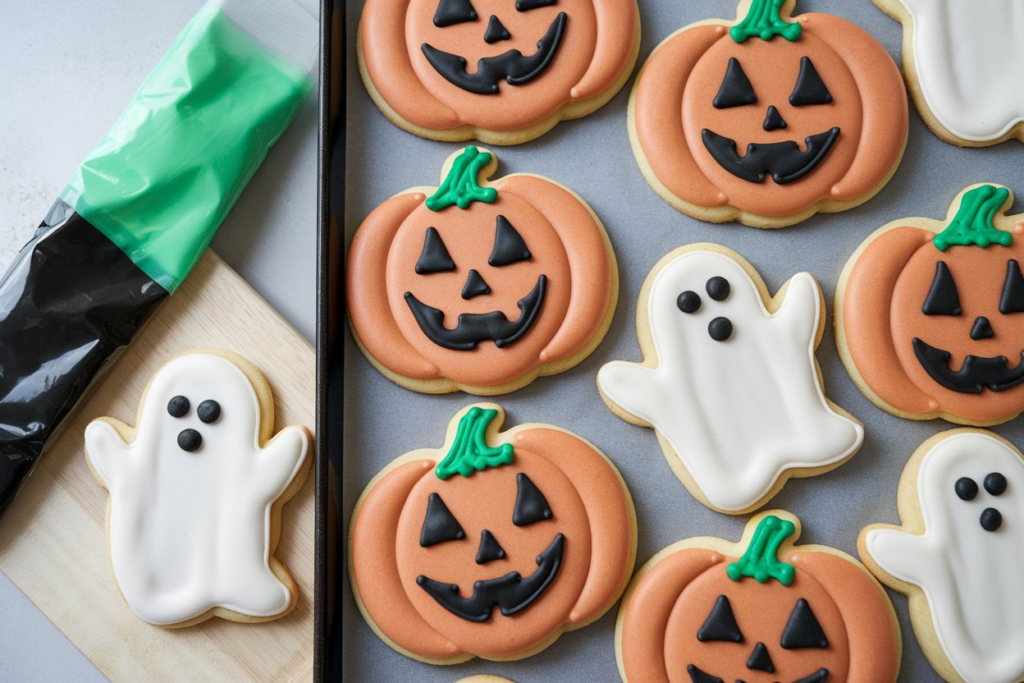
<box><xmin>616</xmin><ymin>511</ymin><xmax>901</xmax><ymax>683</ymax></box>
<box><xmin>628</xmin><ymin>0</ymin><xmax>908</xmax><ymax>227</ymax></box>
<box><xmin>837</xmin><ymin>184</ymin><xmax>1024</xmax><ymax>425</ymax></box>
<box><xmin>358</xmin><ymin>0</ymin><xmax>640</xmax><ymax>144</ymax></box>
<box><xmin>347</xmin><ymin>146</ymin><xmax>617</xmax><ymax>394</ymax></box>
<box><xmin>349</xmin><ymin>404</ymin><xmax>637</xmax><ymax>663</ymax></box>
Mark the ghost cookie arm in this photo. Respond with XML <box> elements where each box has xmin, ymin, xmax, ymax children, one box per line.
<box><xmin>84</xmin><ymin>419</ymin><xmax>131</xmax><ymax>489</ymax></box>
<box><xmin>863</xmin><ymin>526</ymin><xmax>937</xmax><ymax>587</ymax></box>
<box><xmin>254</xmin><ymin>426</ymin><xmax>310</xmax><ymax>498</ymax></box>
<box><xmin>597</xmin><ymin>361</ymin><xmax>665</xmax><ymax>424</ymax></box>
<box><xmin>774</xmin><ymin>272</ymin><xmax>823</xmax><ymax>348</ymax></box>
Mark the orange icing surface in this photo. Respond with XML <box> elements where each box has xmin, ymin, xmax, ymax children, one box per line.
<box><xmin>350</xmin><ymin>421</ymin><xmax>634</xmax><ymax>661</ymax></box>
<box><xmin>360</xmin><ymin>0</ymin><xmax>638</xmax><ymax>132</ymax></box>
<box><xmin>634</xmin><ymin>12</ymin><xmax>907</xmax><ymax>218</ymax></box>
<box><xmin>843</xmin><ymin>225</ymin><xmax>1024</xmax><ymax>422</ymax></box>
<box><xmin>347</xmin><ymin>171</ymin><xmax>613</xmax><ymax>389</ymax></box>
<box><xmin>619</xmin><ymin>538</ymin><xmax>899</xmax><ymax>682</ymax></box>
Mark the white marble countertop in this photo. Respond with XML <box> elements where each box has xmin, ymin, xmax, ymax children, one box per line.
<box><xmin>0</xmin><ymin>1</ymin><xmax>318</xmax><ymax>680</ymax></box>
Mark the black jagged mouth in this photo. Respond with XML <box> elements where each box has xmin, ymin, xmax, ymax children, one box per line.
<box><xmin>404</xmin><ymin>274</ymin><xmax>546</xmax><ymax>351</ymax></box>
<box><xmin>687</xmin><ymin>664</ymin><xmax>829</xmax><ymax>683</ymax></box>
<box><xmin>416</xmin><ymin>533</ymin><xmax>564</xmax><ymax>622</ymax></box>
<box><xmin>701</xmin><ymin>127</ymin><xmax>840</xmax><ymax>185</ymax></box>
<box><xmin>421</xmin><ymin>12</ymin><xmax>567</xmax><ymax>96</ymax></box>
<box><xmin>913</xmin><ymin>338</ymin><xmax>1024</xmax><ymax>394</ymax></box>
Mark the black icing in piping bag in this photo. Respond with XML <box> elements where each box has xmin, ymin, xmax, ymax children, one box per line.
<box><xmin>0</xmin><ymin>0</ymin><xmax>318</xmax><ymax>522</ymax></box>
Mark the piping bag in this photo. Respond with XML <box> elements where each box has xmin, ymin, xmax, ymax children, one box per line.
<box><xmin>0</xmin><ymin>0</ymin><xmax>317</xmax><ymax>521</ymax></box>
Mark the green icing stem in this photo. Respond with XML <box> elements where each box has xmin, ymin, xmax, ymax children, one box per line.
<box><xmin>426</xmin><ymin>147</ymin><xmax>498</xmax><ymax>211</ymax></box>
<box><xmin>727</xmin><ymin>515</ymin><xmax>797</xmax><ymax>586</ymax></box>
<box><xmin>933</xmin><ymin>185</ymin><xmax>1013</xmax><ymax>251</ymax></box>
<box><xmin>435</xmin><ymin>407</ymin><xmax>514</xmax><ymax>480</ymax></box>
<box><xmin>731</xmin><ymin>0</ymin><xmax>802</xmax><ymax>43</ymax></box>
<box><xmin>61</xmin><ymin>4</ymin><xmax>312</xmax><ymax>293</ymax></box>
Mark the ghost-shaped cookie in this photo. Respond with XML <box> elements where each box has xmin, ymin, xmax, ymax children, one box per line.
<box><xmin>861</xmin><ymin>431</ymin><xmax>1024</xmax><ymax>683</ymax></box>
<box><xmin>85</xmin><ymin>350</ymin><xmax>310</xmax><ymax>626</ymax></box>
<box><xmin>598</xmin><ymin>245</ymin><xmax>863</xmax><ymax>513</ymax></box>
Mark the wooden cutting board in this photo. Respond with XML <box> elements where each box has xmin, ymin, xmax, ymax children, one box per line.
<box><xmin>0</xmin><ymin>251</ymin><xmax>315</xmax><ymax>682</ymax></box>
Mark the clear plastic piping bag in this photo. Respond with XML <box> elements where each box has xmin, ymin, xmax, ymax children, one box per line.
<box><xmin>0</xmin><ymin>0</ymin><xmax>318</xmax><ymax>522</ymax></box>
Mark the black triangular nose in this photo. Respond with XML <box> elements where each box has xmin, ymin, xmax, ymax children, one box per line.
<box><xmin>746</xmin><ymin>641</ymin><xmax>775</xmax><ymax>672</ymax></box>
<box><xmin>971</xmin><ymin>316</ymin><xmax>994</xmax><ymax>340</ymax></box>
<box><xmin>763</xmin><ymin>105</ymin><xmax>787</xmax><ymax>131</ymax></box>
<box><xmin>475</xmin><ymin>529</ymin><xmax>506</xmax><ymax>564</ymax></box>
<box><xmin>461</xmin><ymin>269</ymin><xmax>491</xmax><ymax>299</ymax></box>
<box><xmin>483</xmin><ymin>15</ymin><xmax>511</xmax><ymax>43</ymax></box>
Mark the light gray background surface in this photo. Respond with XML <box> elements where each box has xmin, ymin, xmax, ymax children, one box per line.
<box><xmin>0</xmin><ymin>0</ymin><xmax>318</xmax><ymax>680</ymax></box>
<box><xmin>339</xmin><ymin>0</ymin><xmax>1024</xmax><ymax>682</ymax></box>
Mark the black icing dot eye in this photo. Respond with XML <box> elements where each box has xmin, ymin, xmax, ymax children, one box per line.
<box><xmin>985</xmin><ymin>472</ymin><xmax>1008</xmax><ymax>496</ymax></box>
<box><xmin>177</xmin><ymin>428</ymin><xmax>202</xmax><ymax>452</ymax></box>
<box><xmin>709</xmin><ymin>317</ymin><xmax>733</xmax><ymax>342</ymax></box>
<box><xmin>706</xmin><ymin>276</ymin><xmax>730</xmax><ymax>301</ymax></box>
<box><xmin>677</xmin><ymin>291</ymin><xmax>701</xmax><ymax>313</ymax></box>
<box><xmin>167</xmin><ymin>396</ymin><xmax>190</xmax><ymax>418</ymax></box>
<box><xmin>980</xmin><ymin>507</ymin><xmax>1003</xmax><ymax>532</ymax></box>
<box><xmin>955</xmin><ymin>477</ymin><xmax>979</xmax><ymax>501</ymax></box>
<box><xmin>197</xmin><ymin>400</ymin><xmax>221</xmax><ymax>424</ymax></box>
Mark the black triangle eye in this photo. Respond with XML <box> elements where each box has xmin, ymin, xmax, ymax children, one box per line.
<box><xmin>420</xmin><ymin>493</ymin><xmax>466</xmax><ymax>547</ymax></box>
<box><xmin>488</xmin><ymin>216</ymin><xmax>532</xmax><ymax>267</ymax></box>
<box><xmin>789</xmin><ymin>57</ymin><xmax>833</xmax><ymax>107</ymax></box>
<box><xmin>780</xmin><ymin>598</ymin><xmax>829</xmax><ymax>649</ymax></box>
<box><xmin>923</xmin><ymin>261</ymin><xmax>962</xmax><ymax>316</ymax></box>
<box><xmin>512</xmin><ymin>473</ymin><xmax>552</xmax><ymax>525</ymax></box>
<box><xmin>416</xmin><ymin>227</ymin><xmax>456</xmax><ymax>275</ymax></box>
<box><xmin>1000</xmin><ymin>260</ymin><xmax>1024</xmax><ymax>313</ymax></box>
<box><xmin>714</xmin><ymin>58</ymin><xmax>757</xmax><ymax>109</ymax></box>
<box><xmin>697</xmin><ymin>595</ymin><xmax>744</xmax><ymax>643</ymax></box>
<box><xmin>516</xmin><ymin>0</ymin><xmax>557</xmax><ymax>10</ymax></box>
<box><xmin>434</xmin><ymin>0</ymin><xmax>477</xmax><ymax>27</ymax></box>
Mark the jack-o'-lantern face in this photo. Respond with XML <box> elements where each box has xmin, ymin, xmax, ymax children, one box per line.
<box><xmin>840</xmin><ymin>184</ymin><xmax>1024</xmax><ymax>424</ymax></box>
<box><xmin>691</xmin><ymin>46</ymin><xmax>855</xmax><ymax>188</ymax></box>
<box><xmin>347</xmin><ymin>147</ymin><xmax>616</xmax><ymax>393</ymax></box>
<box><xmin>349</xmin><ymin>405</ymin><xmax>637</xmax><ymax>662</ymax></box>
<box><xmin>359</xmin><ymin>0</ymin><xmax>639</xmax><ymax>139</ymax></box>
<box><xmin>616</xmin><ymin>513</ymin><xmax>902</xmax><ymax>683</ymax></box>
<box><xmin>416</xmin><ymin>0</ymin><xmax>568</xmax><ymax>96</ymax></box>
<box><xmin>629</xmin><ymin>0</ymin><xmax>908</xmax><ymax>224</ymax></box>
<box><xmin>399</xmin><ymin>214</ymin><xmax>550</xmax><ymax>352</ymax></box>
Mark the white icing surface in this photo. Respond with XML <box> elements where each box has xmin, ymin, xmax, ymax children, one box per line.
<box><xmin>866</xmin><ymin>432</ymin><xmax>1024</xmax><ymax>683</ymax></box>
<box><xmin>899</xmin><ymin>0</ymin><xmax>1024</xmax><ymax>142</ymax></box>
<box><xmin>597</xmin><ymin>250</ymin><xmax>863</xmax><ymax>512</ymax></box>
<box><xmin>85</xmin><ymin>353</ymin><xmax>308</xmax><ymax>625</ymax></box>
